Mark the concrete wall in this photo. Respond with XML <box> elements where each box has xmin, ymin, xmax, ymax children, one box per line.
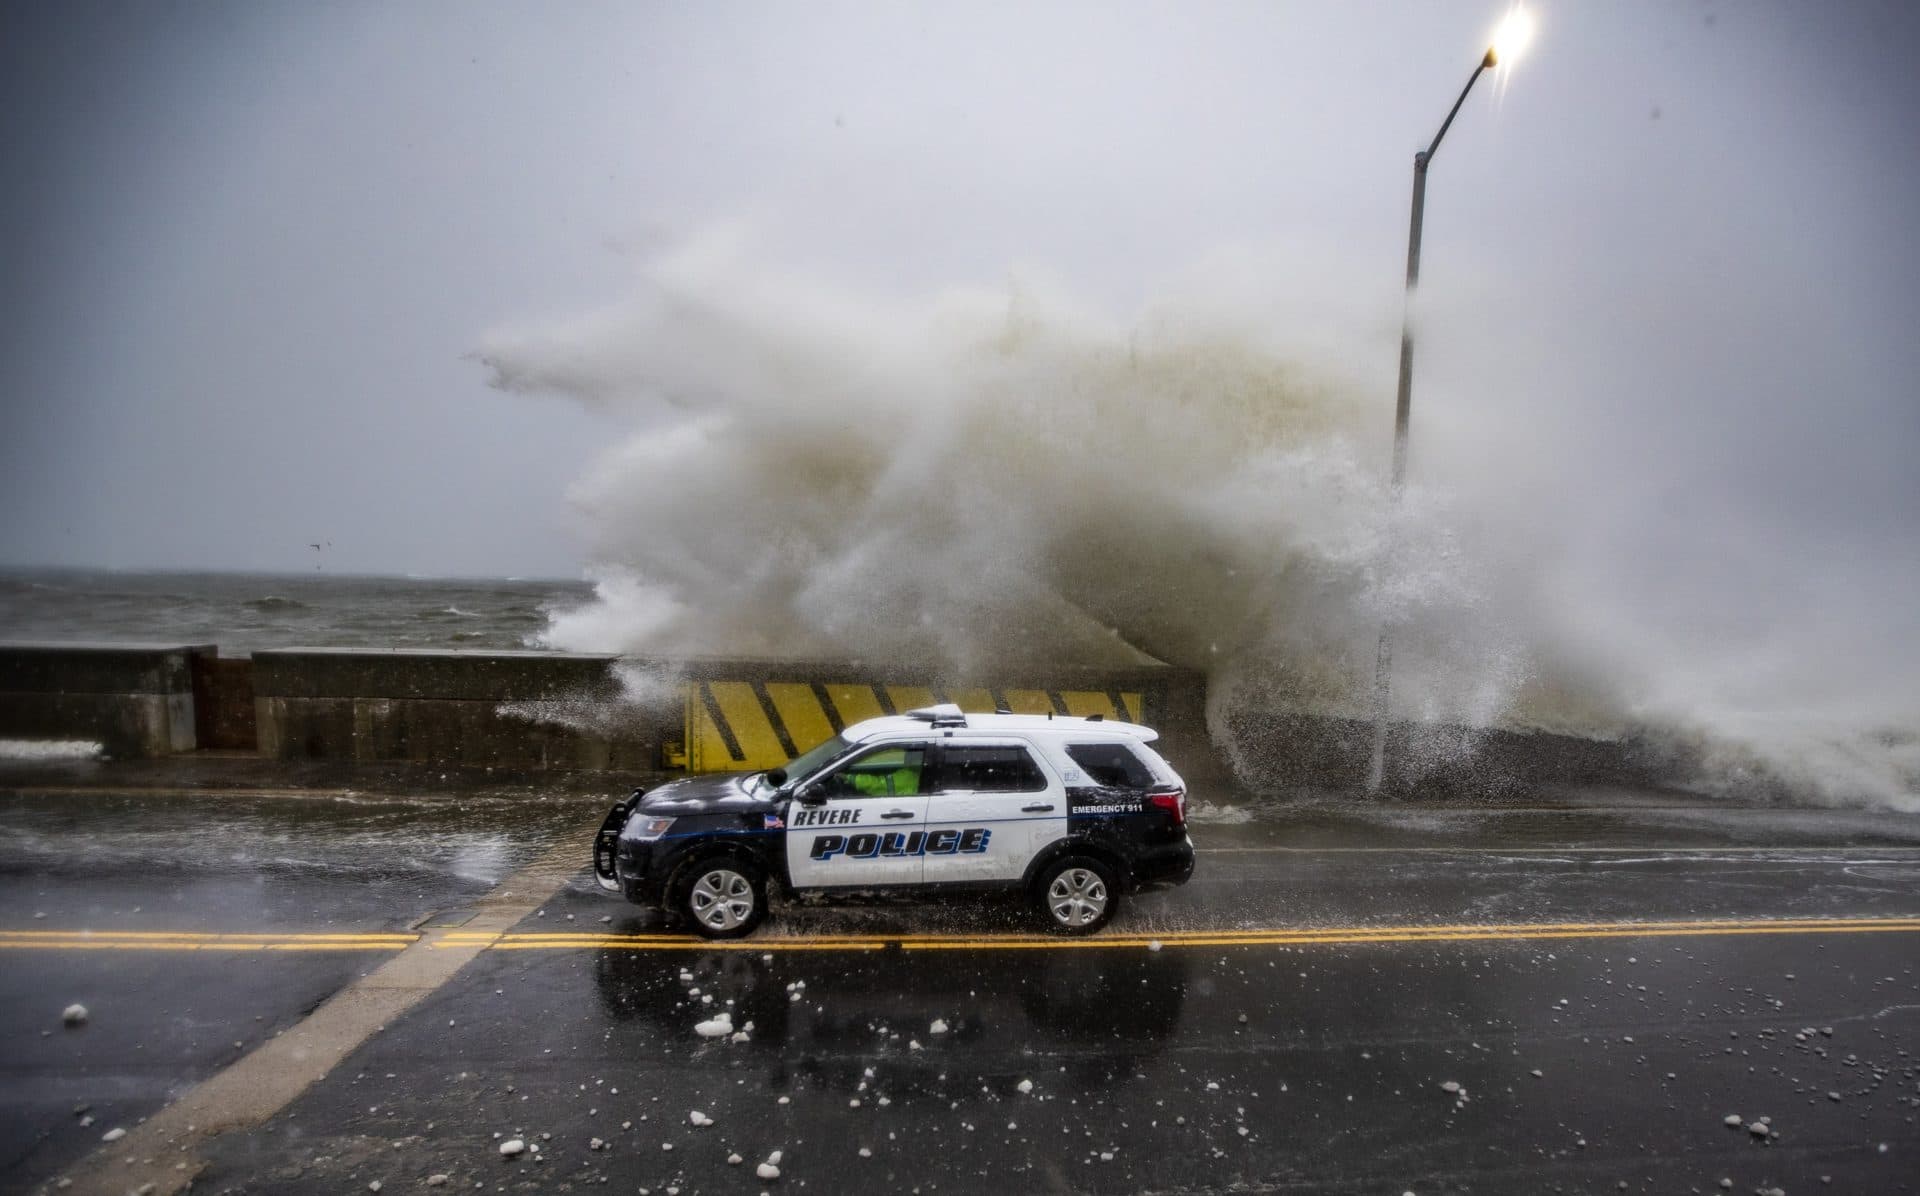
<box><xmin>251</xmin><ymin>648</ymin><xmax>667</xmax><ymax>771</ymax></box>
<box><xmin>1</xmin><ymin>642</ymin><xmax>1640</xmax><ymax>792</ymax></box>
<box><xmin>1219</xmin><ymin>709</ymin><xmax>1652</xmax><ymax>795</ymax></box>
<box><xmin>192</xmin><ymin>654</ymin><xmax>257</xmax><ymax>750</ymax></box>
<box><xmin>0</xmin><ymin>642</ymin><xmax>210</xmax><ymax>757</ymax></box>
<box><xmin>248</xmin><ymin>649</ymin><xmax>1219</xmax><ymax>779</ymax></box>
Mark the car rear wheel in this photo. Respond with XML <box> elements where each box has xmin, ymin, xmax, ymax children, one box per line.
<box><xmin>676</xmin><ymin>858</ymin><xmax>766</xmax><ymax>939</ymax></box>
<box><xmin>1033</xmin><ymin>855</ymin><xmax>1119</xmax><ymax>935</ymax></box>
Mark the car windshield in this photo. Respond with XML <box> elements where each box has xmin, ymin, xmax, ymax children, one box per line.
<box><xmin>769</xmin><ymin>732</ymin><xmax>852</xmax><ymax>789</ymax></box>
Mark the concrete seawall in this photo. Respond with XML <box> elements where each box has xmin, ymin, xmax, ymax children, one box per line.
<box><xmin>251</xmin><ymin>647</ymin><xmax>656</xmax><ymax>771</ymax></box>
<box><xmin>248</xmin><ymin>649</ymin><xmax>1219</xmax><ymax>781</ymax></box>
<box><xmin>0</xmin><ymin>642</ymin><xmax>210</xmax><ymax>757</ymax></box>
<box><xmin>0</xmin><ymin>642</ymin><xmax>1639</xmax><ymax>792</ymax></box>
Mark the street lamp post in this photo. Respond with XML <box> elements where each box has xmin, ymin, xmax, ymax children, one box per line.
<box><xmin>1366</xmin><ymin>13</ymin><xmax>1532</xmax><ymax>796</ymax></box>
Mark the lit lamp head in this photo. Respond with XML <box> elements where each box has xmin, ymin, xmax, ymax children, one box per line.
<box><xmin>1486</xmin><ymin>7</ymin><xmax>1535</xmax><ymax>69</ymax></box>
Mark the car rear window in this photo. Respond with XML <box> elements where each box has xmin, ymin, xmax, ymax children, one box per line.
<box><xmin>935</xmin><ymin>745</ymin><xmax>1047</xmax><ymax>792</ymax></box>
<box><xmin>1066</xmin><ymin>742</ymin><xmax>1156</xmax><ymax>789</ymax></box>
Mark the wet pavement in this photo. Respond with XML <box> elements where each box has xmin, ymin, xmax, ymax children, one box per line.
<box><xmin>2</xmin><ymin>780</ymin><xmax>1917</xmax><ymax>1194</ymax></box>
<box><xmin>0</xmin><ymin>788</ymin><xmax>603</xmax><ymax>1193</ymax></box>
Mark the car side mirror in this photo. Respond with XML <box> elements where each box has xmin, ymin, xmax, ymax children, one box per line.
<box><xmin>764</xmin><ymin>767</ymin><xmax>787</xmax><ymax>788</ymax></box>
<box><xmin>796</xmin><ymin>783</ymin><xmax>825</xmax><ymax>807</ymax></box>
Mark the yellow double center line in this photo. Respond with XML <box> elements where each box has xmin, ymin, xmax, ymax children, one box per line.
<box><xmin>448</xmin><ymin>914</ymin><xmax>1920</xmax><ymax>952</ymax></box>
<box><xmin>6</xmin><ymin>915</ymin><xmax>1920</xmax><ymax>954</ymax></box>
<box><xmin>0</xmin><ymin>930</ymin><xmax>418</xmax><ymax>951</ymax></box>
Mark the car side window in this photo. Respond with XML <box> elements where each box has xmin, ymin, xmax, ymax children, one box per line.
<box><xmin>933</xmin><ymin>745</ymin><xmax>1047</xmax><ymax>793</ymax></box>
<box><xmin>1065</xmin><ymin>742</ymin><xmax>1155</xmax><ymax>788</ymax></box>
<box><xmin>812</xmin><ymin>744</ymin><xmax>926</xmax><ymax>798</ymax></box>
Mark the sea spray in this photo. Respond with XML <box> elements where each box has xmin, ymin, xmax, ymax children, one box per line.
<box><xmin>479</xmin><ymin>238</ymin><xmax>1516</xmax><ymax>690</ymax></box>
<box><xmin>495</xmin><ymin>660</ymin><xmax>684</xmax><ymax>741</ymax></box>
<box><xmin>478</xmin><ymin>234</ymin><xmax>1919</xmax><ymax>809</ymax></box>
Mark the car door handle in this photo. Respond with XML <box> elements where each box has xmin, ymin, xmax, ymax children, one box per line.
<box><xmin>1021</xmin><ymin>803</ymin><xmax>1056</xmax><ymax>813</ymax></box>
<box><xmin>881</xmin><ymin>810</ymin><xmax>917</xmax><ymax>820</ymax></box>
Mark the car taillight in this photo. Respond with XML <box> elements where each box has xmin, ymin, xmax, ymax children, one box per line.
<box><xmin>1148</xmin><ymin>789</ymin><xmax>1185</xmax><ymax>827</ymax></box>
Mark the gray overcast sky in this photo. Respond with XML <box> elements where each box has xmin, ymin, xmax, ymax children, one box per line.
<box><xmin>1</xmin><ymin>0</ymin><xmax>1916</xmax><ymax>579</ymax></box>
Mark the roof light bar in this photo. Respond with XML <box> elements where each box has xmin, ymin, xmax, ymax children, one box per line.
<box><xmin>904</xmin><ymin>703</ymin><xmax>969</xmax><ymax>727</ymax></box>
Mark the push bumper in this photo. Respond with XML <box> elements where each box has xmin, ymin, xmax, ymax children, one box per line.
<box><xmin>615</xmin><ymin>840</ymin><xmax>672</xmax><ymax>907</ymax></box>
<box><xmin>593</xmin><ymin>791</ymin><xmax>673</xmax><ymax>906</ymax></box>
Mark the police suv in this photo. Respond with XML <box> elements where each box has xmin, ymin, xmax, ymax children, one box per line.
<box><xmin>592</xmin><ymin>703</ymin><xmax>1194</xmax><ymax>938</ymax></box>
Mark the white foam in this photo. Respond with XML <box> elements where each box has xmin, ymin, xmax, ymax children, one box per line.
<box><xmin>0</xmin><ymin>740</ymin><xmax>102</xmax><ymax>761</ymax></box>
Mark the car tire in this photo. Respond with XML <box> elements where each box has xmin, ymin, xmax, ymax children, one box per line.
<box><xmin>674</xmin><ymin>856</ymin><xmax>767</xmax><ymax>940</ymax></box>
<box><xmin>1032</xmin><ymin>855</ymin><xmax>1120</xmax><ymax>935</ymax></box>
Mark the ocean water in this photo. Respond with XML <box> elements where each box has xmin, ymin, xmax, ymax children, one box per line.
<box><xmin>0</xmin><ymin>569</ymin><xmax>591</xmax><ymax>656</ymax></box>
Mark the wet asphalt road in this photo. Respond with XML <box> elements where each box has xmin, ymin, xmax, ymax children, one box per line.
<box><xmin>2</xmin><ymin>786</ymin><xmax>1918</xmax><ymax>1194</ymax></box>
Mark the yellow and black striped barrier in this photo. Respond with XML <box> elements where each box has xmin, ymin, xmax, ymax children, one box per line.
<box><xmin>682</xmin><ymin>681</ymin><xmax>1146</xmax><ymax>773</ymax></box>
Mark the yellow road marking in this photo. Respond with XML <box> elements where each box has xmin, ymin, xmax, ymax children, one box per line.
<box><xmin>449</xmin><ymin>914</ymin><xmax>1920</xmax><ymax>952</ymax></box>
<box><xmin>0</xmin><ymin>930</ymin><xmax>418</xmax><ymax>952</ymax></box>
<box><xmin>8</xmin><ymin>915</ymin><xmax>1920</xmax><ymax>954</ymax></box>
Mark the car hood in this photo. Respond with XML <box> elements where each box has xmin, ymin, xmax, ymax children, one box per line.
<box><xmin>638</xmin><ymin>772</ymin><xmax>781</xmax><ymax>816</ymax></box>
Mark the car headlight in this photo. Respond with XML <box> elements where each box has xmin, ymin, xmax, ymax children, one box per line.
<box><xmin>628</xmin><ymin>815</ymin><xmax>675</xmax><ymax>841</ymax></box>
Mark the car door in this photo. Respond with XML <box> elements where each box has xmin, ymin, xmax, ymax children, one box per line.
<box><xmin>785</xmin><ymin>740</ymin><xmax>930</xmax><ymax>889</ymax></box>
<box><xmin>921</xmin><ymin>739</ymin><xmax>1066</xmax><ymax>885</ymax></box>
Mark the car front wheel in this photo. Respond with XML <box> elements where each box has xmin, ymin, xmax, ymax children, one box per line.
<box><xmin>676</xmin><ymin>858</ymin><xmax>766</xmax><ymax>939</ymax></box>
<box><xmin>1033</xmin><ymin>855</ymin><xmax>1119</xmax><ymax>935</ymax></box>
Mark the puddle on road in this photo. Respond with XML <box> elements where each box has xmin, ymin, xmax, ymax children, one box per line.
<box><xmin>0</xmin><ymin>791</ymin><xmax>603</xmax><ymax>887</ymax></box>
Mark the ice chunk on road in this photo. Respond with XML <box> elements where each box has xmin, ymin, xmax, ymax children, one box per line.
<box><xmin>499</xmin><ymin>1139</ymin><xmax>525</xmax><ymax>1157</ymax></box>
<box><xmin>1723</xmin><ymin>1114</ymin><xmax>1742</xmax><ymax>1127</ymax></box>
<box><xmin>929</xmin><ymin>1019</ymin><xmax>949</xmax><ymax>1035</ymax></box>
<box><xmin>694</xmin><ymin>1014</ymin><xmax>733</xmax><ymax>1038</ymax></box>
<box><xmin>688</xmin><ymin>1110</ymin><xmax>713</xmax><ymax>1127</ymax></box>
<box><xmin>62</xmin><ymin>1004</ymin><xmax>88</xmax><ymax>1027</ymax></box>
<box><xmin>756</xmin><ymin>1163</ymin><xmax>781</xmax><ymax>1180</ymax></box>
<box><xmin>101</xmin><ymin>1128</ymin><xmax>126</xmax><ymax>1142</ymax></box>
<box><xmin>1017</xmin><ymin>1079</ymin><xmax>1033</xmax><ymax>1094</ymax></box>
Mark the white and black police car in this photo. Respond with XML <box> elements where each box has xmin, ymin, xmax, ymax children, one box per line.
<box><xmin>592</xmin><ymin>703</ymin><xmax>1194</xmax><ymax>938</ymax></box>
